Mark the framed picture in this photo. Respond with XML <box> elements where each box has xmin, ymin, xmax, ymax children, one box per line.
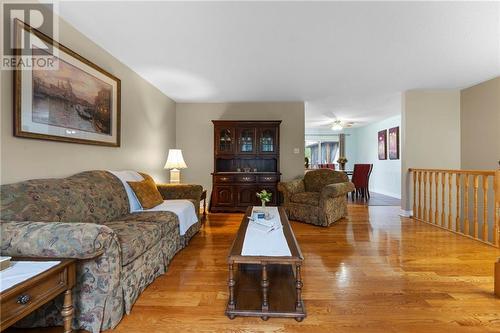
<box><xmin>378</xmin><ymin>130</ymin><xmax>387</xmax><ymax>160</ymax></box>
<box><xmin>14</xmin><ymin>19</ymin><xmax>121</xmax><ymax>147</ymax></box>
<box><xmin>388</xmin><ymin>126</ymin><xmax>400</xmax><ymax>160</ymax></box>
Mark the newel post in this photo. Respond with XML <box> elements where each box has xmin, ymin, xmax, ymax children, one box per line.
<box><xmin>494</xmin><ymin>167</ymin><xmax>500</xmax><ymax>297</ymax></box>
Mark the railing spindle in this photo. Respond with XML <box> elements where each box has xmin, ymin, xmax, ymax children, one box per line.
<box><xmin>435</xmin><ymin>172</ymin><xmax>439</xmax><ymax>225</ymax></box>
<box><xmin>464</xmin><ymin>174</ymin><xmax>470</xmax><ymax>235</ymax></box>
<box><xmin>448</xmin><ymin>173</ymin><xmax>452</xmax><ymax>230</ymax></box>
<box><xmin>424</xmin><ymin>171</ymin><xmax>428</xmax><ymax>221</ymax></box>
<box><xmin>495</xmin><ymin>169</ymin><xmax>500</xmax><ymax>246</ymax></box>
<box><xmin>418</xmin><ymin>171</ymin><xmax>423</xmax><ymax>220</ymax></box>
<box><xmin>473</xmin><ymin>175</ymin><xmax>479</xmax><ymax>238</ymax></box>
<box><xmin>482</xmin><ymin>176</ymin><xmax>488</xmax><ymax>242</ymax></box>
<box><xmin>412</xmin><ymin>170</ymin><xmax>417</xmax><ymax>218</ymax></box>
<box><xmin>429</xmin><ymin>172</ymin><xmax>434</xmax><ymax>223</ymax></box>
<box><xmin>456</xmin><ymin>173</ymin><xmax>460</xmax><ymax>233</ymax></box>
<box><xmin>441</xmin><ymin>172</ymin><xmax>445</xmax><ymax>227</ymax></box>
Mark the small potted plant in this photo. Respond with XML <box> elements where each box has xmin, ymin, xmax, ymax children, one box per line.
<box><xmin>256</xmin><ymin>189</ymin><xmax>272</xmax><ymax>207</ymax></box>
<box><xmin>337</xmin><ymin>156</ymin><xmax>348</xmax><ymax>170</ymax></box>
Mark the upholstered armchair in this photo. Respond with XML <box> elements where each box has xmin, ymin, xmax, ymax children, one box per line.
<box><xmin>278</xmin><ymin>169</ymin><xmax>355</xmax><ymax>227</ymax></box>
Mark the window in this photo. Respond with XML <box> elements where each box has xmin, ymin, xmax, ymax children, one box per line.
<box><xmin>305</xmin><ymin>139</ymin><xmax>339</xmax><ymax>168</ymax></box>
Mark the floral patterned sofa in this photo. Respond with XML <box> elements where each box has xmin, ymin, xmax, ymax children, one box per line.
<box><xmin>278</xmin><ymin>169</ymin><xmax>354</xmax><ymax>227</ymax></box>
<box><xmin>0</xmin><ymin>170</ymin><xmax>203</xmax><ymax>333</ymax></box>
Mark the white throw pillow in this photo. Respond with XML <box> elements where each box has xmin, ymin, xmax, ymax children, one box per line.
<box><xmin>108</xmin><ymin>170</ymin><xmax>144</xmax><ymax>212</ymax></box>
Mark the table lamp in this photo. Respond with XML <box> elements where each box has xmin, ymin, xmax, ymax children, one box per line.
<box><xmin>164</xmin><ymin>149</ymin><xmax>187</xmax><ymax>183</ymax></box>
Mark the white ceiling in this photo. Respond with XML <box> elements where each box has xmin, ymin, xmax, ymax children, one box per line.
<box><xmin>57</xmin><ymin>1</ymin><xmax>500</xmax><ymax>130</ymax></box>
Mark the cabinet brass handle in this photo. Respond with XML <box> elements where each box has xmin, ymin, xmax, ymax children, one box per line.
<box><xmin>17</xmin><ymin>294</ymin><xmax>31</xmax><ymax>305</ymax></box>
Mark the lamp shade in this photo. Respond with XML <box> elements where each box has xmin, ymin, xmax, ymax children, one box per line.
<box><xmin>164</xmin><ymin>149</ymin><xmax>187</xmax><ymax>169</ymax></box>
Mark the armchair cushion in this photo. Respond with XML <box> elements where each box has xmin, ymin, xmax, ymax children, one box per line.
<box><xmin>290</xmin><ymin>192</ymin><xmax>320</xmax><ymax>206</ymax></box>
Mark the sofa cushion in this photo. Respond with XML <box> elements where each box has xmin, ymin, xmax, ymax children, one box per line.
<box><xmin>118</xmin><ymin>211</ymin><xmax>179</xmax><ymax>235</ymax></box>
<box><xmin>103</xmin><ymin>220</ymin><xmax>162</xmax><ymax>266</ymax></box>
<box><xmin>290</xmin><ymin>192</ymin><xmax>320</xmax><ymax>206</ymax></box>
<box><xmin>0</xmin><ymin>171</ymin><xmax>129</xmax><ymax>224</ymax></box>
<box><xmin>127</xmin><ymin>173</ymin><xmax>164</xmax><ymax>209</ymax></box>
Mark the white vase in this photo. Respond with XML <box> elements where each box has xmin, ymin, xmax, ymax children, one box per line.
<box><xmin>261</xmin><ymin>200</ymin><xmax>266</xmax><ymax>208</ymax></box>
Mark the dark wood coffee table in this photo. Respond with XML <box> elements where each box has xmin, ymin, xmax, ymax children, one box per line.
<box><xmin>226</xmin><ymin>206</ymin><xmax>305</xmax><ymax>321</ymax></box>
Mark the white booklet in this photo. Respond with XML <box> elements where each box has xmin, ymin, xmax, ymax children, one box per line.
<box><xmin>247</xmin><ymin>208</ymin><xmax>282</xmax><ymax>233</ymax></box>
<box><xmin>249</xmin><ymin>219</ymin><xmax>282</xmax><ymax>233</ymax></box>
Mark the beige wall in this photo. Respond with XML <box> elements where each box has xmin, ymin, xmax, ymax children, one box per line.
<box><xmin>0</xmin><ymin>17</ymin><xmax>176</xmax><ymax>185</ymax></box>
<box><xmin>460</xmin><ymin>76</ymin><xmax>500</xmax><ymax>169</ymax></box>
<box><xmin>176</xmin><ymin>102</ymin><xmax>305</xmax><ymax>192</ymax></box>
<box><xmin>401</xmin><ymin>90</ymin><xmax>461</xmax><ymax>211</ymax></box>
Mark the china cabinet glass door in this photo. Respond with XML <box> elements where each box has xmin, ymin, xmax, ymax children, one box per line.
<box><xmin>259</xmin><ymin>128</ymin><xmax>277</xmax><ymax>153</ymax></box>
<box><xmin>237</xmin><ymin>128</ymin><xmax>256</xmax><ymax>154</ymax></box>
<box><xmin>216</xmin><ymin>127</ymin><xmax>234</xmax><ymax>154</ymax></box>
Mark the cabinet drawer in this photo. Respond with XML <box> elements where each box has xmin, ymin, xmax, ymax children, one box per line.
<box><xmin>258</xmin><ymin>175</ymin><xmax>278</xmax><ymax>183</ymax></box>
<box><xmin>235</xmin><ymin>175</ymin><xmax>256</xmax><ymax>183</ymax></box>
<box><xmin>1</xmin><ymin>269</ymin><xmax>67</xmax><ymax>323</ymax></box>
<box><xmin>215</xmin><ymin>175</ymin><xmax>233</xmax><ymax>183</ymax></box>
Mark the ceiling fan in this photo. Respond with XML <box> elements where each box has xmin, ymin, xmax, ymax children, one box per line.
<box><xmin>331</xmin><ymin>120</ymin><xmax>355</xmax><ymax>131</ymax></box>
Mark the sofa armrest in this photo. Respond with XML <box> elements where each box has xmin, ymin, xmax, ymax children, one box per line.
<box><xmin>278</xmin><ymin>179</ymin><xmax>305</xmax><ymax>204</ymax></box>
<box><xmin>0</xmin><ymin>221</ymin><xmax>117</xmax><ymax>259</ymax></box>
<box><xmin>156</xmin><ymin>184</ymin><xmax>203</xmax><ymax>201</ymax></box>
<box><xmin>321</xmin><ymin>182</ymin><xmax>355</xmax><ymax>200</ymax></box>
<box><xmin>157</xmin><ymin>184</ymin><xmax>203</xmax><ymax>217</ymax></box>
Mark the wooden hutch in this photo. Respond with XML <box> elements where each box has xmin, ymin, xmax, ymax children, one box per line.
<box><xmin>211</xmin><ymin>120</ymin><xmax>281</xmax><ymax>212</ymax></box>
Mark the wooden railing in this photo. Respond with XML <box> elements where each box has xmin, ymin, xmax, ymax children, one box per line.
<box><xmin>409</xmin><ymin>168</ymin><xmax>500</xmax><ymax>247</ymax></box>
<box><xmin>495</xmin><ymin>169</ymin><xmax>500</xmax><ymax>297</ymax></box>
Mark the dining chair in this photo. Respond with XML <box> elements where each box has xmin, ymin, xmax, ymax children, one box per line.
<box><xmin>351</xmin><ymin>164</ymin><xmax>373</xmax><ymax>199</ymax></box>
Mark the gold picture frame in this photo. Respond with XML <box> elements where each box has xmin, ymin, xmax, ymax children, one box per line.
<box><xmin>14</xmin><ymin>19</ymin><xmax>121</xmax><ymax>147</ymax></box>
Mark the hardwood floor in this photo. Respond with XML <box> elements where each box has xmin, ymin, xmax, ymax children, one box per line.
<box><xmin>8</xmin><ymin>205</ymin><xmax>500</xmax><ymax>332</ymax></box>
<box><xmin>348</xmin><ymin>191</ymin><xmax>401</xmax><ymax>206</ymax></box>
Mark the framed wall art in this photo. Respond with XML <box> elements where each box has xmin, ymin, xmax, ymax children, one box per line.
<box><xmin>388</xmin><ymin>126</ymin><xmax>400</xmax><ymax>160</ymax></box>
<box><xmin>14</xmin><ymin>19</ymin><xmax>121</xmax><ymax>147</ymax></box>
<box><xmin>378</xmin><ymin>129</ymin><xmax>387</xmax><ymax>160</ymax></box>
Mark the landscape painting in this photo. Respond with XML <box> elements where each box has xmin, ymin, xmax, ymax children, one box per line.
<box><xmin>378</xmin><ymin>129</ymin><xmax>387</xmax><ymax>160</ymax></box>
<box><xmin>32</xmin><ymin>48</ymin><xmax>112</xmax><ymax>135</ymax></box>
<box><xmin>388</xmin><ymin>126</ymin><xmax>399</xmax><ymax>160</ymax></box>
<box><xmin>14</xmin><ymin>19</ymin><xmax>121</xmax><ymax>146</ymax></box>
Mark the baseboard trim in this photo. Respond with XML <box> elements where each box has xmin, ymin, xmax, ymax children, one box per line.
<box><xmin>399</xmin><ymin>209</ymin><xmax>413</xmax><ymax>217</ymax></box>
<box><xmin>369</xmin><ymin>189</ymin><xmax>401</xmax><ymax>199</ymax></box>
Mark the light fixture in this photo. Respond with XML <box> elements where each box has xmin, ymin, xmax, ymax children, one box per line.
<box><xmin>164</xmin><ymin>149</ymin><xmax>187</xmax><ymax>184</ymax></box>
<box><xmin>331</xmin><ymin>120</ymin><xmax>343</xmax><ymax>131</ymax></box>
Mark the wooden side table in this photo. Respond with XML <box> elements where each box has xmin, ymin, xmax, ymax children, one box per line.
<box><xmin>201</xmin><ymin>189</ymin><xmax>207</xmax><ymax>218</ymax></box>
<box><xmin>0</xmin><ymin>259</ymin><xmax>76</xmax><ymax>333</ymax></box>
